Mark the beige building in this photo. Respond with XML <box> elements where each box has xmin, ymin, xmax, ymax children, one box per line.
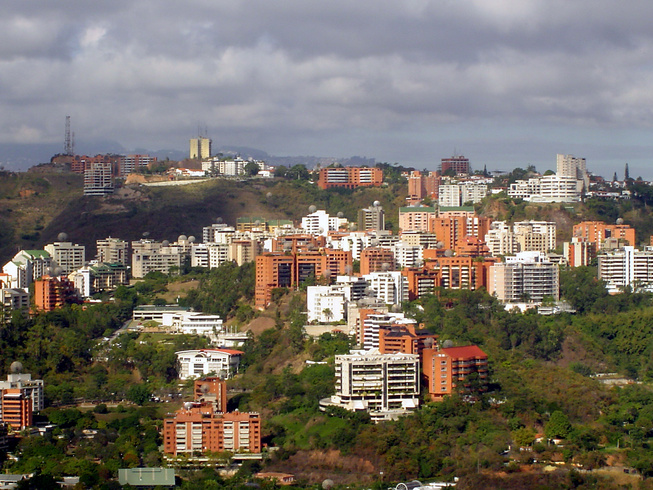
<box><xmin>488</xmin><ymin>252</ymin><xmax>560</xmax><ymax>304</ymax></box>
<box><xmin>189</xmin><ymin>137</ymin><xmax>212</xmax><ymax>160</ymax></box>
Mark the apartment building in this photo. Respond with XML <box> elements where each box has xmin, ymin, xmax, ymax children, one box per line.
<box><xmin>363</xmin><ymin>271</ymin><xmax>409</xmax><ymax>306</ymax></box>
<box><xmin>317</xmin><ymin>166</ymin><xmax>383</xmax><ymax>190</ymax></box>
<box><xmin>84</xmin><ymin>160</ymin><xmax>114</xmax><ymax>196</ymax></box>
<box><xmin>422</xmin><ymin>345</ymin><xmax>488</xmax><ymax>401</ymax></box>
<box><xmin>131</xmin><ymin>240</ymin><xmax>185</xmax><ymax>278</ymax></box>
<box><xmin>163</xmin><ymin>407</ymin><xmax>261</xmax><ymax>455</ymax></box>
<box><xmin>557</xmin><ymin>153</ymin><xmax>589</xmax><ymax>190</ymax></box>
<box><xmin>440</xmin><ymin>155</ymin><xmax>470</xmax><ymax>175</ymax></box>
<box><xmin>44</xmin><ymin>241</ymin><xmax>85</xmax><ymax>275</ymax></box>
<box><xmin>598</xmin><ymin>246</ymin><xmax>653</xmax><ymax>294</ymax></box>
<box><xmin>33</xmin><ymin>276</ymin><xmax>75</xmax><ymax>312</ymax></box>
<box><xmin>509</xmin><ymin>175</ymin><xmax>581</xmax><ymax>202</ymax></box>
<box><xmin>255</xmin><ymin>250</ymin><xmax>352</xmax><ymax>308</ymax></box>
<box><xmin>563</xmin><ymin>237</ymin><xmax>596</xmax><ymax>267</ymax></box>
<box><xmin>119</xmin><ymin>154</ymin><xmax>157</xmax><ymax>176</ymax></box>
<box><xmin>378</xmin><ymin>323</ymin><xmax>438</xmax><ymax>356</ymax></box>
<box><xmin>194</xmin><ymin>377</ymin><xmax>228</xmax><ymax>413</ymax></box>
<box><xmin>398</xmin><ymin>206</ymin><xmax>436</xmax><ymax>233</ymax></box>
<box><xmin>96</xmin><ymin>237</ymin><xmax>129</xmax><ymax>265</ymax></box>
<box><xmin>429</xmin><ymin>216</ymin><xmax>492</xmax><ymax>251</ymax></box>
<box><xmin>358</xmin><ymin>205</ymin><xmax>385</xmax><ymax>232</ymax></box>
<box><xmin>1</xmin><ymin>288</ymin><xmax>29</xmax><ymax>323</ymax></box>
<box><xmin>407</xmin><ymin>171</ymin><xmax>440</xmax><ymax>202</ymax></box>
<box><xmin>0</xmin><ymin>365</ymin><xmax>43</xmax><ymax>428</ymax></box>
<box><xmin>573</xmin><ymin>221</ymin><xmax>636</xmax><ymax>253</ymax></box>
<box><xmin>302</xmin><ymin>210</ymin><xmax>346</xmax><ymax>236</ymax></box>
<box><xmin>488</xmin><ymin>252</ymin><xmax>560</xmax><ymax>303</ymax></box>
<box><xmin>323</xmin><ymin>349</ymin><xmax>420</xmax><ymax>421</ymax></box>
<box><xmin>2</xmin><ymin>250</ymin><xmax>52</xmax><ymax>289</ymax></box>
<box><xmin>360</xmin><ymin>248</ymin><xmax>395</xmax><ymax>275</ymax></box>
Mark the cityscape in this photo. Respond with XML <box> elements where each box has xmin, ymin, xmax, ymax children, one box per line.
<box><xmin>5</xmin><ymin>1</ymin><xmax>653</xmax><ymax>489</ymax></box>
<box><xmin>0</xmin><ymin>140</ymin><xmax>652</xmax><ymax>488</ymax></box>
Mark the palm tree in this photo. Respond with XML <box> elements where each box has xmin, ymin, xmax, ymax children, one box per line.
<box><xmin>322</xmin><ymin>308</ymin><xmax>333</xmax><ymax>323</ymax></box>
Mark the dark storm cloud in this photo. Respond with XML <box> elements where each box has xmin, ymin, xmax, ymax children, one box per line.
<box><xmin>1</xmin><ymin>1</ymin><xmax>653</xmax><ymax>176</ymax></box>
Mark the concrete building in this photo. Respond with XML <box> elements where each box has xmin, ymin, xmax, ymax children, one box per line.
<box><xmin>194</xmin><ymin>377</ymin><xmax>228</xmax><ymax>413</ymax></box>
<box><xmin>190</xmin><ymin>137</ymin><xmax>212</xmax><ymax>160</ymax></box>
<box><xmin>131</xmin><ymin>240</ymin><xmax>185</xmax><ymax>278</ymax></box>
<box><xmin>33</xmin><ymin>276</ymin><xmax>75</xmax><ymax>312</ymax></box>
<box><xmin>509</xmin><ymin>175</ymin><xmax>581</xmax><ymax>203</ymax></box>
<box><xmin>84</xmin><ymin>160</ymin><xmax>113</xmax><ymax>196</ymax></box>
<box><xmin>44</xmin><ymin>241</ymin><xmax>85</xmax><ymax>275</ymax></box>
<box><xmin>119</xmin><ymin>154</ymin><xmax>157</xmax><ymax>176</ymax></box>
<box><xmin>2</xmin><ymin>250</ymin><xmax>52</xmax><ymax>290</ymax></box>
<box><xmin>363</xmin><ymin>271</ymin><xmax>409</xmax><ymax>306</ymax></box>
<box><xmin>557</xmin><ymin>153</ymin><xmax>589</xmax><ymax>191</ymax></box>
<box><xmin>302</xmin><ymin>210</ymin><xmax>345</xmax><ymax>237</ymax></box>
<box><xmin>317</xmin><ymin>166</ymin><xmax>383</xmax><ymax>190</ymax></box>
<box><xmin>255</xmin><ymin>250</ymin><xmax>352</xmax><ymax>308</ymax></box>
<box><xmin>96</xmin><ymin>237</ymin><xmax>129</xmax><ymax>265</ymax></box>
<box><xmin>563</xmin><ymin>237</ymin><xmax>596</xmax><ymax>267</ymax></box>
<box><xmin>513</xmin><ymin>221</ymin><xmax>557</xmax><ymax>253</ymax></box>
<box><xmin>176</xmin><ymin>349</ymin><xmax>244</xmax><ymax>380</ymax></box>
<box><xmin>488</xmin><ymin>252</ymin><xmax>560</xmax><ymax>304</ymax></box>
<box><xmin>306</xmin><ymin>286</ymin><xmax>346</xmax><ymax>323</ymax></box>
<box><xmin>422</xmin><ymin>345</ymin><xmax>488</xmax><ymax>401</ymax></box>
<box><xmin>358</xmin><ymin>205</ymin><xmax>385</xmax><ymax>232</ymax></box>
<box><xmin>598</xmin><ymin>246</ymin><xmax>653</xmax><ymax>294</ymax></box>
<box><xmin>1</xmin><ymin>289</ymin><xmax>29</xmax><ymax>323</ymax></box>
<box><xmin>361</xmin><ymin>312</ymin><xmax>416</xmax><ymax>350</ymax></box>
<box><xmin>399</xmin><ymin>206</ymin><xmax>437</xmax><ymax>233</ymax></box>
<box><xmin>322</xmin><ymin>349</ymin><xmax>420</xmax><ymax>421</ymax></box>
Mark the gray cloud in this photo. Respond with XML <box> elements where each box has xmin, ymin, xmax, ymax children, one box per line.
<box><xmin>1</xmin><ymin>1</ymin><xmax>653</xmax><ymax>177</ymax></box>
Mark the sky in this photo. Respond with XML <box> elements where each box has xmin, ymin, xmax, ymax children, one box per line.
<box><xmin>2</xmin><ymin>1</ymin><xmax>653</xmax><ymax>179</ymax></box>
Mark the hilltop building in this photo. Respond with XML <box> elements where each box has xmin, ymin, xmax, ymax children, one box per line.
<box><xmin>440</xmin><ymin>155</ymin><xmax>470</xmax><ymax>175</ymax></box>
<box><xmin>190</xmin><ymin>137</ymin><xmax>212</xmax><ymax>160</ymax></box>
<box><xmin>317</xmin><ymin>166</ymin><xmax>383</xmax><ymax>190</ymax></box>
<box><xmin>175</xmin><ymin>349</ymin><xmax>244</xmax><ymax>380</ymax></box>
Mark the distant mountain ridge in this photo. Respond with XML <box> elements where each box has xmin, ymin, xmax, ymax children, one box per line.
<box><xmin>0</xmin><ymin>141</ymin><xmax>376</xmax><ymax>172</ymax></box>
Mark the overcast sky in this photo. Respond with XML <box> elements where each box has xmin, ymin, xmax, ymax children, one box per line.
<box><xmin>2</xmin><ymin>1</ymin><xmax>653</xmax><ymax>178</ymax></box>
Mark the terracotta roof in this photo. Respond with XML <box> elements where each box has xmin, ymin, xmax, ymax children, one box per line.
<box><xmin>441</xmin><ymin>345</ymin><xmax>487</xmax><ymax>359</ymax></box>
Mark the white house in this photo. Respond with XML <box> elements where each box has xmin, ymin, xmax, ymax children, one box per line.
<box><xmin>176</xmin><ymin>349</ymin><xmax>244</xmax><ymax>380</ymax></box>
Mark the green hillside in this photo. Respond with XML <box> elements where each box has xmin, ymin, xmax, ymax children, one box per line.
<box><xmin>0</xmin><ymin>172</ymin><xmax>406</xmax><ymax>263</ymax></box>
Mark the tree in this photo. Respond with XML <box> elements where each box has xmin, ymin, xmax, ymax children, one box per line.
<box><xmin>545</xmin><ymin>410</ymin><xmax>572</xmax><ymax>440</ymax></box>
<box><xmin>244</xmin><ymin>161</ymin><xmax>260</xmax><ymax>177</ymax></box>
<box><xmin>126</xmin><ymin>384</ymin><xmax>151</xmax><ymax>405</ymax></box>
<box><xmin>322</xmin><ymin>308</ymin><xmax>333</xmax><ymax>323</ymax></box>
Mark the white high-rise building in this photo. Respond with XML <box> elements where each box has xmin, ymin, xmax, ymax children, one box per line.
<box><xmin>598</xmin><ymin>246</ymin><xmax>653</xmax><ymax>294</ymax></box>
<box><xmin>363</xmin><ymin>271</ymin><xmax>408</xmax><ymax>306</ymax></box>
<box><xmin>301</xmin><ymin>210</ymin><xmax>343</xmax><ymax>237</ymax></box>
<box><xmin>321</xmin><ymin>349</ymin><xmax>420</xmax><ymax>422</ymax></box>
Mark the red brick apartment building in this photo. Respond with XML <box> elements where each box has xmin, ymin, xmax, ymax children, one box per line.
<box><xmin>1</xmin><ymin>389</ymin><xmax>32</xmax><ymax>429</ymax></box>
<box><xmin>573</xmin><ymin>220</ymin><xmax>636</xmax><ymax>253</ymax></box>
<box><xmin>163</xmin><ymin>407</ymin><xmax>261</xmax><ymax>455</ymax></box>
<box><xmin>422</xmin><ymin>345</ymin><xmax>488</xmax><ymax>401</ymax></box>
<box><xmin>317</xmin><ymin>167</ymin><xmax>383</xmax><ymax>190</ymax></box>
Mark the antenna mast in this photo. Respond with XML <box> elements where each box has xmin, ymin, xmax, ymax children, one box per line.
<box><xmin>64</xmin><ymin>116</ymin><xmax>73</xmax><ymax>155</ymax></box>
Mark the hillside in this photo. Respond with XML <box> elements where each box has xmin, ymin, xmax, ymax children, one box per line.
<box><xmin>0</xmin><ymin>172</ymin><xmax>406</xmax><ymax>263</ymax></box>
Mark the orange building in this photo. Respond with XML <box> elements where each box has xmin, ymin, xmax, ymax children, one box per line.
<box><xmin>272</xmin><ymin>235</ymin><xmax>326</xmax><ymax>253</ymax></box>
<box><xmin>1</xmin><ymin>389</ymin><xmax>33</xmax><ymax>429</ymax></box>
<box><xmin>255</xmin><ymin>250</ymin><xmax>352</xmax><ymax>308</ymax></box>
<box><xmin>573</xmin><ymin>221</ymin><xmax>636</xmax><ymax>252</ymax></box>
<box><xmin>402</xmin><ymin>267</ymin><xmax>439</xmax><ymax>300</ymax></box>
<box><xmin>422</xmin><ymin>345</ymin><xmax>488</xmax><ymax>401</ymax></box>
<box><xmin>378</xmin><ymin>323</ymin><xmax>438</xmax><ymax>356</ymax></box>
<box><xmin>163</xmin><ymin>406</ymin><xmax>261</xmax><ymax>455</ymax></box>
<box><xmin>421</xmin><ymin>255</ymin><xmax>496</xmax><ymax>291</ymax></box>
<box><xmin>317</xmin><ymin>167</ymin><xmax>383</xmax><ymax>190</ymax></box>
<box><xmin>194</xmin><ymin>377</ymin><xmax>228</xmax><ymax>412</ymax></box>
<box><xmin>360</xmin><ymin>247</ymin><xmax>395</xmax><ymax>275</ymax></box>
<box><xmin>428</xmin><ymin>216</ymin><xmax>492</xmax><ymax>251</ymax></box>
<box><xmin>407</xmin><ymin>171</ymin><xmax>440</xmax><ymax>202</ymax></box>
<box><xmin>32</xmin><ymin>276</ymin><xmax>70</xmax><ymax>312</ymax></box>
